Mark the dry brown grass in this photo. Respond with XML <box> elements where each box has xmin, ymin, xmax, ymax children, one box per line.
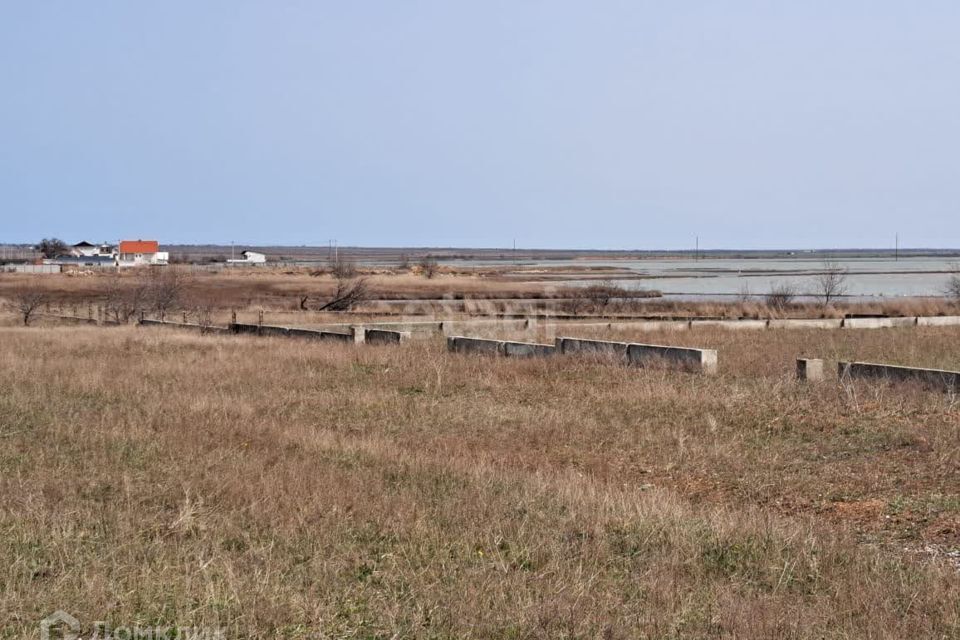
<box><xmin>1</xmin><ymin>322</ymin><xmax>959</xmax><ymax>638</ymax></box>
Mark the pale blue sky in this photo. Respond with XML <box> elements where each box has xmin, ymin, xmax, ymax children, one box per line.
<box><xmin>1</xmin><ymin>1</ymin><xmax>958</xmax><ymax>249</ymax></box>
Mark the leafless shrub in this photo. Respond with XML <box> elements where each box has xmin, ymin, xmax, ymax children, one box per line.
<box><xmin>419</xmin><ymin>255</ymin><xmax>439</xmax><ymax>279</ymax></box>
<box><xmin>581</xmin><ymin>280</ymin><xmax>625</xmax><ymax>309</ymax></box>
<box><xmin>194</xmin><ymin>305</ymin><xmax>214</xmax><ymax>332</ymax></box>
<box><xmin>329</xmin><ymin>257</ymin><xmax>358</xmax><ymax>279</ymax></box>
<box><xmin>765</xmin><ymin>282</ymin><xmax>797</xmax><ymax>311</ymax></box>
<box><xmin>317</xmin><ymin>277</ymin><xmax>369</xmax><ymax>312</ymax></box>
<box><xmin>104</xmin><ymin>275</ymin><xmax>149</xmax><ymax>324</ymax></box>
<box><xmin>815</xmin><ymin>261</ymin><xmax>848</xmax><ymax>307</ymax></box>
<box><xmin>397</xmin><ymin>254</ymin><xmax>410</xmax><ymax>271</ymax></box>
<box><xmin>7</xmin><ymin>285</ymin><xmax>48</xmax><ymax>325</ymax></box>
<box><xmin>945</xmin><ymin>264</ymin><xmax>960</xmax><ymax>301</ymax></box>
<box><xmin>145</xmin><ymin>269</ymin><xmax>187</xmax><ymax>317</ymax></box>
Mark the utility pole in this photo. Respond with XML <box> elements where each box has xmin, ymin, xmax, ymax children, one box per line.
<box><xmin>231</xmin><ymin>241</ymin><xmax>235</xmax><ymax>261</ymax></box>
<box><xmin>695</xmin><ymin>235</ymin><xmax>699</xmax><ymax>261</ymax></box>
<box><xmin>895</xmin><ymin>233</ymin><xmax>899</xmax><ymax>262</ymax></box>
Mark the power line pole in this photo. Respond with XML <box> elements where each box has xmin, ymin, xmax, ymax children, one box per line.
<box><xmin>895</xmin><ymin>233</ymin><xmax>899</xmax><ymax>262</ymax></box>
<box><xmin>695</xmin><ymin>235</ymin><xmax>699</xmax><ymax>261</ymax></box>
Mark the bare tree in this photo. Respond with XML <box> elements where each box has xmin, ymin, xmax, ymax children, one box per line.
<box><xmin>397</xmin><ymin>253</ymin><xmax>410</xmax><ymax>271</ymax></box>
<box><xmin>145</xmin><ymin>269</ymin><xmax>187</xmax><ymax>318</ymax></box>
<box><xmin>946</xmin><ymin>263</ymin><xmax>960</xmax><ymax>301</ymax></box>
<box><xmin>765</xmin><ymin>282</ymin><xmax>797</xmax><ymax>311</ymax></box>
<box><xmin>580</xmin><ymin>280</ymin><xmax>627</xmax><ymax>310</ymax></box>
<box><xmin>104</xmin><ymin>275</ymin><xmax>149</xmax><ymax>323</ymax></box>
<box><xmin>194</xmin><ymin>304</ymin><xmax>214</xmax><ymax>333</ymax></box>
<box><xmin>317</xmin><ymin>276</ymin><xmax>369</xmax><ymax>312</ymax></box>
<box><xmin>8</xmin><ymin>286</ymin><xmax>48</xmax><ymax>326</ymax></box>
<box><xmin>815</xmin><ymin>260</ymin><xmax>848</xmax><ymax>307</ymax></box>
<box><xmin>36</xmin><ymin>238</ymin><xmax>69</xmax><ymax>258</ymax></box>
<box><xmin>419</xmin><ymin>255</ymin><xmax>439</xmax><ymax>279</ymax></box>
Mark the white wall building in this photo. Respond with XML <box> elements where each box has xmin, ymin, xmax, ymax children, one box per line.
<box><xmin>227</xmin><ymin>250</ymin><xmax>267</xmax><ymax>265</ymax></box>
<box><xmin>117</xmin><ymin>240</ymin><xmax>168</xmax><ymax>267</ymax></box>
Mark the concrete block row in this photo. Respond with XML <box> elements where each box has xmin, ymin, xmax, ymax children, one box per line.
<box><xmin>448</xmin><ymin>335</ymin><xmax>716</xmax><ymax>374</ymax></box>
<box><xmin>839</xmin><ymin>360</ymin><xmax>960</xmax><ymax>392</ymax></box>
<box><xmin>229</xmin><ymin>323</ymin><xmax>353</xmax><ymax>343</ymax></box>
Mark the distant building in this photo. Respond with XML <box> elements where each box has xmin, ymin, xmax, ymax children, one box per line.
<box><xmin>227</xmin><ymin>250</ymin><xmax>267</xmax><ymax>265</ymax></box>
<box><xmin>71</xmin><ymin>241</ymin><xmax>116</xmax><ymax>258</ymax></box>
<box><xmin>71</xmin><ymin>241</ymin><xmax>98</xmax><ymax>257</ymax></box>
<box><xmin>118</xmin><ymin>240</ymin><xmax>169</xmax><ymax>267</ymax></box>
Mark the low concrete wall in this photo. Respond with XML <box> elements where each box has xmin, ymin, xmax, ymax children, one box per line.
<box><xmin>626</xmin><ymin>343</ymin><xmax>718</xmax><ymax>375</ymax></box>
<box><xmin>139</xmin><ymin>319</ymin><xmax>202</xmax><ymax>331</ymax></box>
<box><xmin>690</xmin><ymin>319</ymin><xmax>768</xmax><ymax>330</ymax></box>
<box><xmin>769</xmin><ymin>318</ymin><xmax>844</xmax><ymax>330</ymax></box>
<box><xmin>917</xmin><ymin>316</ymin><xmax>960</xmax><ymax>327</ymax></box>
<box><xmin>201</xmin><ymin>326</ymin><xmax>234</xmax><ymax>335</ymax></box>
<box><xmin>286</xmin><ymin>327</ymin><xmax>327</xmax><ymax>340</ymax></box>
<box><xmin>796</xmin><ymin>358</ymin><xmax>825</xmax><ymax>382</ymax></box>
<box><xmin>502</xmin><ymin>340</ymin><xmax>556</xmax><ymax>358</ymax></box>
<box><xmin>839</xmin><ymin>360</ymin><xmax>960</xmax><ymax>392</ymax></box>
<box><xmin>843</xmin><ymin>317</ymin><xmax>917</xmax><ymax>329</ymax></box>
<box><xmin>447</xmin><ymin>336</ymin><xmax>505</xmax><ymax>355</ymax></box>
<box><xmin>617</xmin><ymin>320</ymin><xmax>690</xmax><ymax>331</ymax></box>
<box><xmin>40</xmin><ymin>314</ymin><xmax>100</xmax><ymax>325</ymax></box>
<box><xmin>365</xmin><ymin>329</ymin><xmax>411</xmax><ymax>344</ymax></box>
<box><xmin>555</xmin><ymin>337</ymin><xmax>629</xmax><ymax>359</ymax></box>
<box><xmin>319</xmin><ymin>331</ymin><xmax>353</xmax><ymax>343</ymax></box>
<box><xmin>441</xmin><ymin>319</ymin><xmax>529</xmax><ymax>335</ymax></box>
<box><xmin>231</xmin><ymin>323</ymin><xmax>261</xmax><ymax>335</ymax></box>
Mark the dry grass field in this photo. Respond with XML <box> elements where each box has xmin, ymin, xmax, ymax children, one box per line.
<box><xmin>1</xmin><ymin>321</ymin><xmax>959</xmax><ymax>638</ymax></box>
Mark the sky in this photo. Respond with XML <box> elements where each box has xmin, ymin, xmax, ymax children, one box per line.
<box><xmin>1</xmin><ymin>1</ymin><xmax>958</xmax><ymax>250</ymax></box>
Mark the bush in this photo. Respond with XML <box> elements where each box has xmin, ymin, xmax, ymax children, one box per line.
<box><xmin>765</xmin><ymin>283</ymin><xmax>797</xmax><ymax>311</ymax></box>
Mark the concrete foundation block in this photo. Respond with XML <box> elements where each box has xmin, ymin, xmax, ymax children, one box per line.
<box><xmin>690</xmin><ymin>319</ymin><xmax>768</xmax><ymax>330</ymax></box>
<box><xmin>230</xmin><ymin>323</ymin><xmax>261</xmax><ymax>335</ymax></box>
<box><xmin>843</xmin><ymin>317</ymin><xmax>917</xmax><ymax>329</ymax></box>
<box><xmin>615</xmin><ymin>320</ymin><xmax>691</xmax><ymax>331</ymax></box>
<box><xmin>796</xmin><ymin>358</ymin><xmax>825</xmax><ymax>382</ymax></box>
<box><xmin>626</xmin><ymin>343</ymin><xmax>718</xmax><ymax>375</ymax></box>
<box><xmin>916</xmin><ymin>316</ymin><xmax>960</xmax><ymax>327</ymax></box>
<box><xmin>258</xmin><ymin>325</ymin><xmax>290</xmax><ymax>337</ymax></box>
<box><xmin>319</xmin><ymin>331</ymin><xmax>354</xmax><ymax>343</ymax></box>
<box><xmin>555</xmin><ymin>337</ymin><xmax>629</xmax><ymax>360</ymax></box>
<box><xmin>441</xmin><ymin>319</ymin><xmax>528</xmax><ymax>335</ymax></box>
<box><xmin>769</xmin><ymin>319</ymin><xmax>844</xmax><ymax>330</ymax></box>
<box><xmin>286</xmin><ymin>328</ymin><xmax>326</xmax><ymax>340</ymax></box>
<box><xmin>502</xmin><ymin>341</ymin><xmax>556</xmax><ymax>358</ymax></box>
<box><xmin>446</xmin><ymin>336</ymin><xmax>505</xmax><ymax>355</ymax></box>
<box><xmin>839</xmin><ymin>360</ymin><xmax>960</xmax><ymax>392</ymax></box>
<box><xmin>365</xmin><ymin>329</ymin><xmax>411</xmax><ymax>344</ymax></box>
